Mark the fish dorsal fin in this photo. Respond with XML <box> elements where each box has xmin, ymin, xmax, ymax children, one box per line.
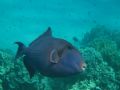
<box><xmin>29</xmin><ymin>27</ymin><xmax>52</xmax><ymax>46</ymax></box>
<box><xmin>41</xmin><ymin>27</ymin><xmax>52</xmax><ymax>37</ymax></box>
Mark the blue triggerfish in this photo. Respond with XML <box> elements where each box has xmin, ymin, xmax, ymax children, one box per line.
<box><xmin>15</xmin><ymin>27</ymin><xmax>86</xmax><ymax>78</ymax></box>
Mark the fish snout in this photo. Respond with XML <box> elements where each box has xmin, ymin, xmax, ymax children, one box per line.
<box><xmin>80</xmin><ymin>62</ymin><xmax>87</xmax><ymax>71</ymax></box>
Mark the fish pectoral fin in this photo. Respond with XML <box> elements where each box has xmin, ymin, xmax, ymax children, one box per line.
<box><xmin>50</xmin><ymin>49</ymin><xmax>60</xmax><ymax>63</ymax></box>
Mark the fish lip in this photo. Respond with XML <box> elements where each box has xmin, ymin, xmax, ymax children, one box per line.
<box><xmin>80</xmin><ymin>63</ymin><xmax>87</xmax><ymax>72</ymax></box>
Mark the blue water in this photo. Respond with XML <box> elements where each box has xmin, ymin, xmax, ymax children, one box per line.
<box><xmin>1</xmin><ymin>1</ymin><xmax>120</xmax><ymax>90</ymax></box>
<box><xmin>0</xmin><ymin>0</ymin><xmax>120</xmax><ymax>51</ymax></box>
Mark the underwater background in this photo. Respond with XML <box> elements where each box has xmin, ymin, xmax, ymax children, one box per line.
<box><xmin>0</xmin><ymin>0</ymin><xmax>120</xmax><ymax>90</ymax></box>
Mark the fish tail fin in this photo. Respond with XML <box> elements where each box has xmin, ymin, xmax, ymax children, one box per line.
<box><xmin>15</xmin><ymin>42</ymin><xmax>26</xmax><ymax>60</ymax></box>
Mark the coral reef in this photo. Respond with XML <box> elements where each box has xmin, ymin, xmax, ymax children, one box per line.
<box><xmin>69</xmin><ymin>80</ymin><xmax>98</xmax><ymax>90</ymax></box>
<box><xmin>0</xmin><ymin>46</ymin><xmax>119</xmax><ymax>90</ymax></box>
<box><xmin>88</xmin><ymin>37</ymin><xmax>120</xmax><ymax>70</ymax></box>
<box><xmin>0</xmin><ymin>49</ymin><xmax>40</xmax><ymax>90</ymax></box>
<box><xmin>0</xmin><ymin>79</ymin><xmax>3</xmax><ymax>90</ymax></box>
<box><xmin>81</xmin><ymin>47</ymin><xmax>119</xmax><ymax>90</ymax></box>
<box><xmin>69</xmin><ymin>47</ymin><xmax>119</xmax><ymax>90</ymax></box>
<box><xmin>0</xmin><ymin>26</ymin><xmax>120</xmax><ymax>90</ymax></box>
<box><xmin>81</xmin><ymin>26</ymin><xmax>120</xmax><ymax>89</ymax></box>
<box><xmin>82</xmin><ymin>25</ymin><xmax>120</xmax><ymax>50</ymax></box>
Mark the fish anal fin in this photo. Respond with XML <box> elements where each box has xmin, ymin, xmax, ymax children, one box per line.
<box><xmin>23</xmin><ymin>59</ymin><xmax>35</xmax><ymax>78</ymax></box>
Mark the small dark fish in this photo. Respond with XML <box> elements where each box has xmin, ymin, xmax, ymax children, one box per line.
<box><xmin>15</xmin><ymin>27</ymin><xmax>86</xmax><ymax>78</ymax></box>
<box><xmin>73</xmin><ymin>36</ymin><xmax>79</xmax><ymax>42</ymax></box>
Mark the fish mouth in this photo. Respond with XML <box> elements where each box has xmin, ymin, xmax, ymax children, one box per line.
<box><xmin>82</xmin><ymin>63</ymin><xmax>87</xmax><ymax>71</ymax></box>
<box><xmin>80</xmin><ymin>63</ymin><xmax>87</xmax><ymax>72</ymax></box>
